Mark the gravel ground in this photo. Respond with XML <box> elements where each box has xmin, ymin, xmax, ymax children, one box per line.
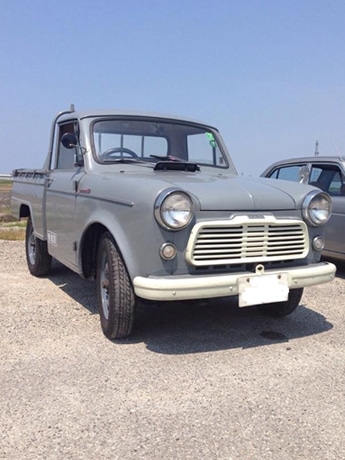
<box><xmin>1</xmin><ymin>239</ymin><xmax>345</xmax><ymax>460</ymax></box>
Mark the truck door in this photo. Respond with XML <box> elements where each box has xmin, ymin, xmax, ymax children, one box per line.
<box><xmin>45</xmin><ymin>121</ymin><xmax>84</xmax><ymax>270</ymax></box>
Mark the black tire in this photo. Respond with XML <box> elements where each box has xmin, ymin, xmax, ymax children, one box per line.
<box><xmin>96</xmin><ymin>232</ymin><xmax>135</xmax><ymax>339</ymax></box>
<box><xmin>258</xmin><ymin>287</ymin><xmax>304</xmax><ymax>317</ymax></box>
<box><xmin>25</xmin><ymin>216</ymin><xmax>52</xmax><ymax>277</ymax></box>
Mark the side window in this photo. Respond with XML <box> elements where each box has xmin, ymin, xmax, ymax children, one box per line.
<box><xmin>56</xmin><ymin>122</ymin><xmax>78</xmax><ymax>169</ymax></box>
<box><xmin>329</xmin><ymin>171</ymin><xmax>343</xmax><ymax>194</ymax></box>
<box><xmin>309</xmin><ymin>167</ymin><xmax>323</xmax><ymax>183</ymax></box>
<box><xmin>268</xmin><ymin>169</ymin><xmax>279</xmax><ymax>179</ymax></box>
<box><xmin>269</xmin><ymin>165</ymin><xmax>306</xmax><ymax>182</ymax></box>
<box><xmin>310</xmin><ymin>165</ymin><xmax>345</xmax><ymax>194</ymax></box>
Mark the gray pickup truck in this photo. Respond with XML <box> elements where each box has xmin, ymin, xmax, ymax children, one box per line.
<box><xmin>11</xmin><ymin>106</ymin><xmax>336</xmax><ymax>339</ymax></box>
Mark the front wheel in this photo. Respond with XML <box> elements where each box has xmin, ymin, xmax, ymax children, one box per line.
<box><xmin>96</xmin><ymin>232</ymin><xmax>136</xmax><ymax>339</ymax></box>
<box><xmin>25</xmin><ymin>216</ymin><xmax>52</xmax><ymax>276</ymax></box>
<box><xmin>258</xmin><ymin>288</ymin><xmax>304</xmax><ymax>317</ymax></box>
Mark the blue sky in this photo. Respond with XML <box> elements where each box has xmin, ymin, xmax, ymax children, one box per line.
<box><xmin>1</xmin><ymin>0</ymin><xmax>345</xmax><ymax>175</ymax></box>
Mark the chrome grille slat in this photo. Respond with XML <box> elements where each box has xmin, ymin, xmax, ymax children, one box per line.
<box><xmin>186</xmin><ymin>218</ymin><xmax>309</xmax><ymax>266</ymax></box>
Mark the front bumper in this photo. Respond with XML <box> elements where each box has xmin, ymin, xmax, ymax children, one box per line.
<box><xmin>133</xmin><ymin>261</ymin><xmax>336</xmax><ymax>301</ymax></box>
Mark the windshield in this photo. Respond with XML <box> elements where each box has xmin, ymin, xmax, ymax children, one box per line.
<box><xmin>92</xmin><ymin>119</ymin><xmax>228</xmax><ymax>168</ymax></box>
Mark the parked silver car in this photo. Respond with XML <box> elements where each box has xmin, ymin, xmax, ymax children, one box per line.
<box><xmin>261</xmin><ymin>156</ymin><xmax>345</xmax><ymax>262</ymax></box>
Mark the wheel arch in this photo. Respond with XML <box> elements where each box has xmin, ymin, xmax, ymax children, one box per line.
<box><xmin>79</xmin><ymin>223</ymin><xmax>106</xmax><ymax>279</ymax></box>
<box><xmin>79</xmin><ymin>221</ymin><xmax>134</xmax><ymax>280</ymax></box>
<box><xmin>17</xmin><ymin>204</ymin><xmax>45</xmax><ymax>240</ymax></box>
<box><xmin>19</xmin><ymin>203</ymin><xmax>30</xmax><ymax>219</ymax></box>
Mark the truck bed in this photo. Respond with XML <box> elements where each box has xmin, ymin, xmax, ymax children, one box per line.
<box><xmin>11</xmin><ymin>169</ymin><xmax>49</xmax><ymax>239</ymax></box>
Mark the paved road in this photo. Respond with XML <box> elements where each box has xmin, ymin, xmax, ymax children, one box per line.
<box><xmin>1</xmin><ymin>240</ymin><xmax>345</xmax><ymax>460</ymax></box>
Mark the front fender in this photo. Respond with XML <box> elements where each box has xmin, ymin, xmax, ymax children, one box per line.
<box><xmin>76</xmin><ymin>199</ymin><xmax>170</xmax><ymax>280</ymax></box>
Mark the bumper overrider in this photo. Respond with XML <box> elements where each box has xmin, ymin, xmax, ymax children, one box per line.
<box><xmin>133</xmin><ymin>261</ymin><xmax>336</xmax><ymax>302</ymax></box>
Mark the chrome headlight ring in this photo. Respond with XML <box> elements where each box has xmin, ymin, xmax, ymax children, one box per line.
<box><xmin>154</xmin><ymin>188</ymin><xmax>194</xmax><ymax>230</ymax></box>
<box><xmin>302</xmin><ymin>190</ymin><xmax>332</xmax><ymax>227</ymax></box>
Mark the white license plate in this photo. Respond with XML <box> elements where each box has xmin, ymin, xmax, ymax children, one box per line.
<box><xmin>238</xmin><ymin>273</ymin><xmax>289</xmax><ymax>307</ymax></box>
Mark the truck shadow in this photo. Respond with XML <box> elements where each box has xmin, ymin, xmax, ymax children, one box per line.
<box><xmin>130</xmin><ymin>298</ymin><xmax>333</xmax><ymax>354</ymax></box>
<box><xmin>48</xmin><ymin>260</ymin><xmax>98</xmax><ymax>314</ymax></box>
<box><xmin>47</xmin><ymin>261</ymin><xmax>334</xmax><ymax>355</ymax></box>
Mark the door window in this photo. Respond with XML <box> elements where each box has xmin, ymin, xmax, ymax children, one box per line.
<box><xmin>56</xmin><ymin>122</ymin><xmax>79</xmax><ymax>169</ymax></box>
<box><xmin>268</xmin><ymin>165</ymin><xmax>307</xmax><ymax>181</ymax></box>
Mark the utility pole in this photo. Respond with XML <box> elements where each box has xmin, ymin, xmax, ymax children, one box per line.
<box><xmin>314</xmin><ymin>140</ymin><xmax>319</xmax><ymax>156</ymax></box>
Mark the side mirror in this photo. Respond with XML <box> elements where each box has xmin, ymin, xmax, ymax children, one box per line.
<box><xmin>61</xmin><ymin>133</ymin><xmax>78</xmax><ymax>149</ymax></box>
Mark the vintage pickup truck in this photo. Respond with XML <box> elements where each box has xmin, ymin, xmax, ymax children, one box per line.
<box><xmin>11</xmin><ymin>106</ymin><xmax>336</xmax><ymax>339</ymax></box>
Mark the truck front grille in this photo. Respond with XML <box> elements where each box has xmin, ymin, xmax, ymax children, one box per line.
<box><xmin>185</xmin><ymin>217</ymin><xmax>308</xmax><ymax>266</ymax></box>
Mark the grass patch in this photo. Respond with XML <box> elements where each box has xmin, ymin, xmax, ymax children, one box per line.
<box><xmin>0</xmin><ymin>217</ymin><xmax>26</xmax><ymax>241</ymax></box>
<box><xmin>0</xmin><ymin>206</ymin><xmax>12</xmax><ymax>217</ymax></box>
<box><xmin>0</xmin><ymin>179</ymin><xmax>12</xmax><ymax>189</ymax></box>
<box><xmin>0</xmin><ymin>229</ymin><xmax>26</xmax><ymax>241</ymax></box>
<box><xmin>0</xmin><ymin>179</ymin><xmax>26</xmax><ymax>240</ymax></box>
<box><xmin>3</xmin><ymin>220</ymin><xmax>27</xmax><ymax>228</ymax></box>
<box><xmin>0</xmin><ymin>225</ymin><xmax>26</xmax><ymax>241</ymax></box>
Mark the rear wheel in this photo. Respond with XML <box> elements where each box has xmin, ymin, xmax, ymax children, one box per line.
<box><xmin>258</xmin><ymin>288</ymin><xmax>304</xmax><ymax>317</ymax></box>
<box><xmin>96</xmin><ymin>232</ymin><xmax>135</xmax><ymax>339</ymax></box>
<box><xmin>25</xmin><ymin>216</ymin><xmax>52</xmax><ymax>276</ymax></box>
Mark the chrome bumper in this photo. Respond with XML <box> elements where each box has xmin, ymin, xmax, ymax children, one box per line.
<box><xmin>133</xmin><ymin>262</ymin><xmax>336</xmax><ymax>301</ymax></box>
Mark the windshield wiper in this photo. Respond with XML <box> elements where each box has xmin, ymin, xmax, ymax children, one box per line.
<box><xmin>150</xmin><ymin>154</ymin><xmax>185</xmax><ymax>162</ymax></box>
<box><xmin>103</xmin><ymin>158</ymin><xmax>148</xmax><ymax>164</ymax></box>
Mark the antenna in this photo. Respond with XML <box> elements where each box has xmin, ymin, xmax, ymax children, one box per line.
<box><xmin>314</xmin><ymin>140</ymin><xmax>319</xmax><ymax>157</ymax></box>
<box><xmin>332</xmin><ymin>139</ymin><xmax>341</xmax><ymax>156</ymax></box>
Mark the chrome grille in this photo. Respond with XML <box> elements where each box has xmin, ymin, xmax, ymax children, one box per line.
<box><xmin>185</xmin><ymin>217</ymin><xmax>308</xmax><ymax>266</ymax></box>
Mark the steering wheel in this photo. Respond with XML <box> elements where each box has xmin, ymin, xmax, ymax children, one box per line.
<box><xmin>102</xmin><ymin>147</ymin><xmax>138</xmax><ymax>158</ymax></box>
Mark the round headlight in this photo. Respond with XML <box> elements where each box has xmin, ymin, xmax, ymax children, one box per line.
<box><xmin>155</xmin><ymin>189</ymin><xmax>194</xmax><ymax>230</ymax></box>
<box><xmin>302</xmin><ymin>191</ymin><xmax>332</xmax><ymax>226</ymax></box>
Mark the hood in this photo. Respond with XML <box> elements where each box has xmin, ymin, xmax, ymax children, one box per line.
<box><xmin>183</xmin><ymin>176</ymin><xmax>308</xmax><ymax>211</ymax></box>
<box><xmin>97</xmin><ymin>168</ymin><xmax>312</xmax><ymax>211</ymax></box>
<box><xmin>151</xmin><ymin>173</ymin><xmax>310</xmax><ymax>211</ymax></box>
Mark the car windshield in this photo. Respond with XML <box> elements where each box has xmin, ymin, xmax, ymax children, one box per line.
<box><xmin>92</xmin><ymin>119</ymin><xmax>227</xmax><ymax>168</ymax></box>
